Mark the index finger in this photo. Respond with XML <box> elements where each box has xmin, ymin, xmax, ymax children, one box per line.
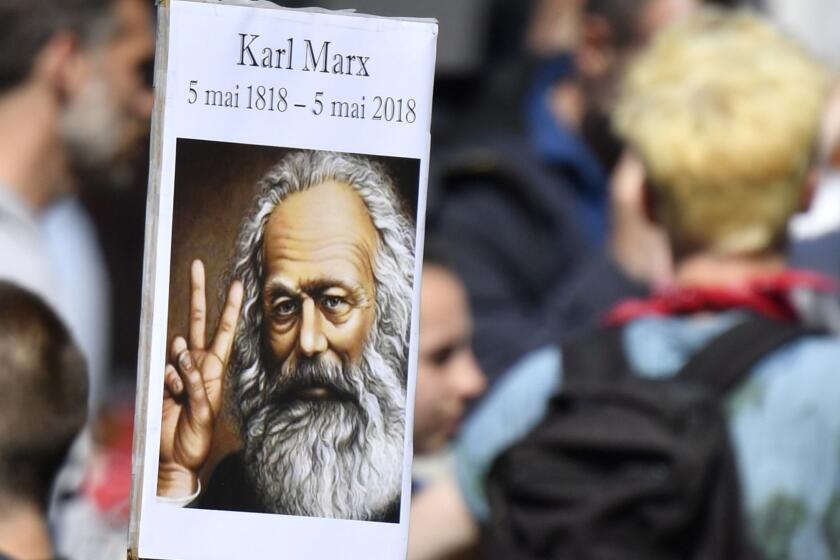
<box><xmin>210</xmin><ymin>280</ymin><xmax>244</xmax><ymax>365</ymax></box>
<box><xmin>189</xmin><ymin>259</ymin><xmax>207</xmax><ymax>350</ymax></box>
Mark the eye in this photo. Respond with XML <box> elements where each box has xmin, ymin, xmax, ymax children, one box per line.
<box><xmin>272</xmin><ymin>298</ymin><xmax>299</xmax><ymax>317</ymax></box>
<box><xmin>429</xmin><ymin>345</ymin><xmax>456</xmax><ymax>367</ymax></box>
<box><xmin>321</xmin><ymin>295</ymin><xmax>349</xmax><ymax>313</ymax></box>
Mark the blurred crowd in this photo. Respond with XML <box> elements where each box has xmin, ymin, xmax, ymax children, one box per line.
<box><xmin>2</xmin><ymin>0</ymin><xmax>840</xmax><ymax>559</ymax></box>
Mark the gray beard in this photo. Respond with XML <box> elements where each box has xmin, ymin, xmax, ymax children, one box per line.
<box><xmin>240</xmin><ymin>344</ymin><xmax>405</xmax><ymax>520</ymax></box>
<box><xmin>60</xmin><ymin>74</ymin><xmax>135</xmax><ymax>190</ymax></box>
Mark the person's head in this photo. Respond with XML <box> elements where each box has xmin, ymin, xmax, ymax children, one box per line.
<box><xmin>0</xmin><ymin>281</ymin><xmax>88</xmax><ymax>514</ymax></box>
<box><xmin>567</xmin><ymin>0</ymin><xmax>700</xmax><ymax>171</ymax></box>
<box><xmin>614</xmin><ymin>9</ymin><xmax>830</xmax><ymax>262</ymax></box>
<box><xmin>0</xmin><ymin>0</ymin><xmax>154</xmax><ymax>189</ymax></box>
<box><xmin>415</xmin><ymin>242</ymin><xmax>485</xmax><ymax>455</ymax></box>
<box><xmin>227</xmin><ymin>151</ymin><xmax>415</xmax><ymax>520</ymax></box>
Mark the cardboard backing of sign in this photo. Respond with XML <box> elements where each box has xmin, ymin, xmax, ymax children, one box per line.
<box><xmin>128</xmin><ymin>2</ymin><xmax>436</xmax><ymax>558</ymax></box>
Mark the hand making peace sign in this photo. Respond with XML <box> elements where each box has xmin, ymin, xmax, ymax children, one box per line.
<box><xmin>158</xmin><ymin>259</ymin><xmax>244</xmax><ymax>499</ymax></box>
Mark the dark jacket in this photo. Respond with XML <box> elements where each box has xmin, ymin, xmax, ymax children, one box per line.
<box><xmin>429</xmin><ymin>138</ymin><xmax>630</xmax><ymax>381</ymax></box>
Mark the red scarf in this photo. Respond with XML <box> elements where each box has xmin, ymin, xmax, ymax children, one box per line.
<box><xmin>605</xmin><ymin>270</ymin><xmax>836</xmax><ymax>327</ymax></box>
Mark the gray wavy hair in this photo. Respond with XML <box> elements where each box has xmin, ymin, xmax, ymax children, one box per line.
<box><xmin>225</xmin><ymin>150</ymin><xmax>415</xmax><ymax>430</ymax></box>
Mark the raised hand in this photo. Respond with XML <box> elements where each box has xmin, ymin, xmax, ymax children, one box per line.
<box><xmin>158</xmin><ymin>259</ymin><xmax>244</xmax><ymax>499</ymax></box>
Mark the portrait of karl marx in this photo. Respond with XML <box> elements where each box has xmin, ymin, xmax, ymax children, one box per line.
<box><xmin>156</xmin><ymin>151</ymin><xmax>415</xmax><ymax>523</ymax></box>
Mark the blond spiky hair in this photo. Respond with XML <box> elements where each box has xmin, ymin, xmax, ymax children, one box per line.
<box><xmin>614</xmin><ymin>9</ymin><xmax>830</xmax><ymax>256</ymax></box>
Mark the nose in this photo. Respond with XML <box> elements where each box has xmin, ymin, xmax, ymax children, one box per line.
<box><xmin>455</xmin><ymin>350</ymin><xmax>486</xmax><ymax>401</ymax></box>
<box><xmin>298</xmin><ymin>297</ymin><xmax>328</xmax><ymax>357</ymax></box>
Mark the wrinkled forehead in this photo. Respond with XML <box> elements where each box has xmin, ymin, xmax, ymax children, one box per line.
<box><xmin>262</xmin><ymin>180</ymin><xmax>380</xmax><ymax>286</ymax></box>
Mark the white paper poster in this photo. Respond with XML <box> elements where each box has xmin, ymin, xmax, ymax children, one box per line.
<box><xmin>129</xmin><ymin>2</ymin><xmax>437</xmax><ymax>558</ymax></box>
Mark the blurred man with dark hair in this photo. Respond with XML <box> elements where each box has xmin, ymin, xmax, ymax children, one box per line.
<box><xmin>408</xmin><ymin>241</ymin><xmax>487</xmax><ymax>560</ymax></box>
<box><xmin>0</xmin><ymin>2</ymin><xmax>153</xmax><ymax>557</ymax></box>
<box><xmin>0</xmin><ymin>0</ymin><xmax>153</xmax><ymax>310</ymax></box>
<box><xmin>0</xmin><ymin>281</ymin><xmax>88</xmax><ymax>560</ymax></box>
<box><xmin>414</xmin><ymin>240</ymin><xmax>486</xmax><ymax>457</ymax></box>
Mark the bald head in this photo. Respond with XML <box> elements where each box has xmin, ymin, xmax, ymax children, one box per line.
<box><xmin>262</xmin><ymin>180</ymin><xmax>379</xmax><ymax>368</ymax></box>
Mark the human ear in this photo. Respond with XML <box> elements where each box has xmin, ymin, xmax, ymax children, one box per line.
<box><xmin>31</xmin><ymin>32</ymin><xmax>86</xmax><ymax>102</ymax></box>
<box><xmin>609</xmin><ymin>151</ymin><xmax>673</xmax><ymax>285</ymax></box>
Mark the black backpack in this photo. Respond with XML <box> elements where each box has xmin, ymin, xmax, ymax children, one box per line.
<box><xmin>483</xmin><ymin>315</ymin><xmax>812</xmax><ymax>560</ymax></box>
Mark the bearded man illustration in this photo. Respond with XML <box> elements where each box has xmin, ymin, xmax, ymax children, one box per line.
<box><xmin>157</xmin><ymin>151</ymin><xmax>414</xmax><ymax>522</ymax></box>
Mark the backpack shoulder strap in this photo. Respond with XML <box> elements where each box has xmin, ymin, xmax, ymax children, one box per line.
<box><xmin>677</xmin><ymin>314</ymin><xmax>815</xmax><ymax>395</ymax></box>
<box><xmin>562</xmin><ymin>326</ymin><xmax>629</xmax><ymax>388</ymax></box>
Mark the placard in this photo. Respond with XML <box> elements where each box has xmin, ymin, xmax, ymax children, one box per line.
<box><xmin>128</xmin><ymin>2</ymin><xmax>437</xmax><ymax>558</ymax></box>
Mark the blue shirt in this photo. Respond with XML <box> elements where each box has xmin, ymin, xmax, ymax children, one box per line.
<box><xmin>455</xmin><ymin>312</ymin><xmax>840</xmax><ymax>560</ymax></box>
